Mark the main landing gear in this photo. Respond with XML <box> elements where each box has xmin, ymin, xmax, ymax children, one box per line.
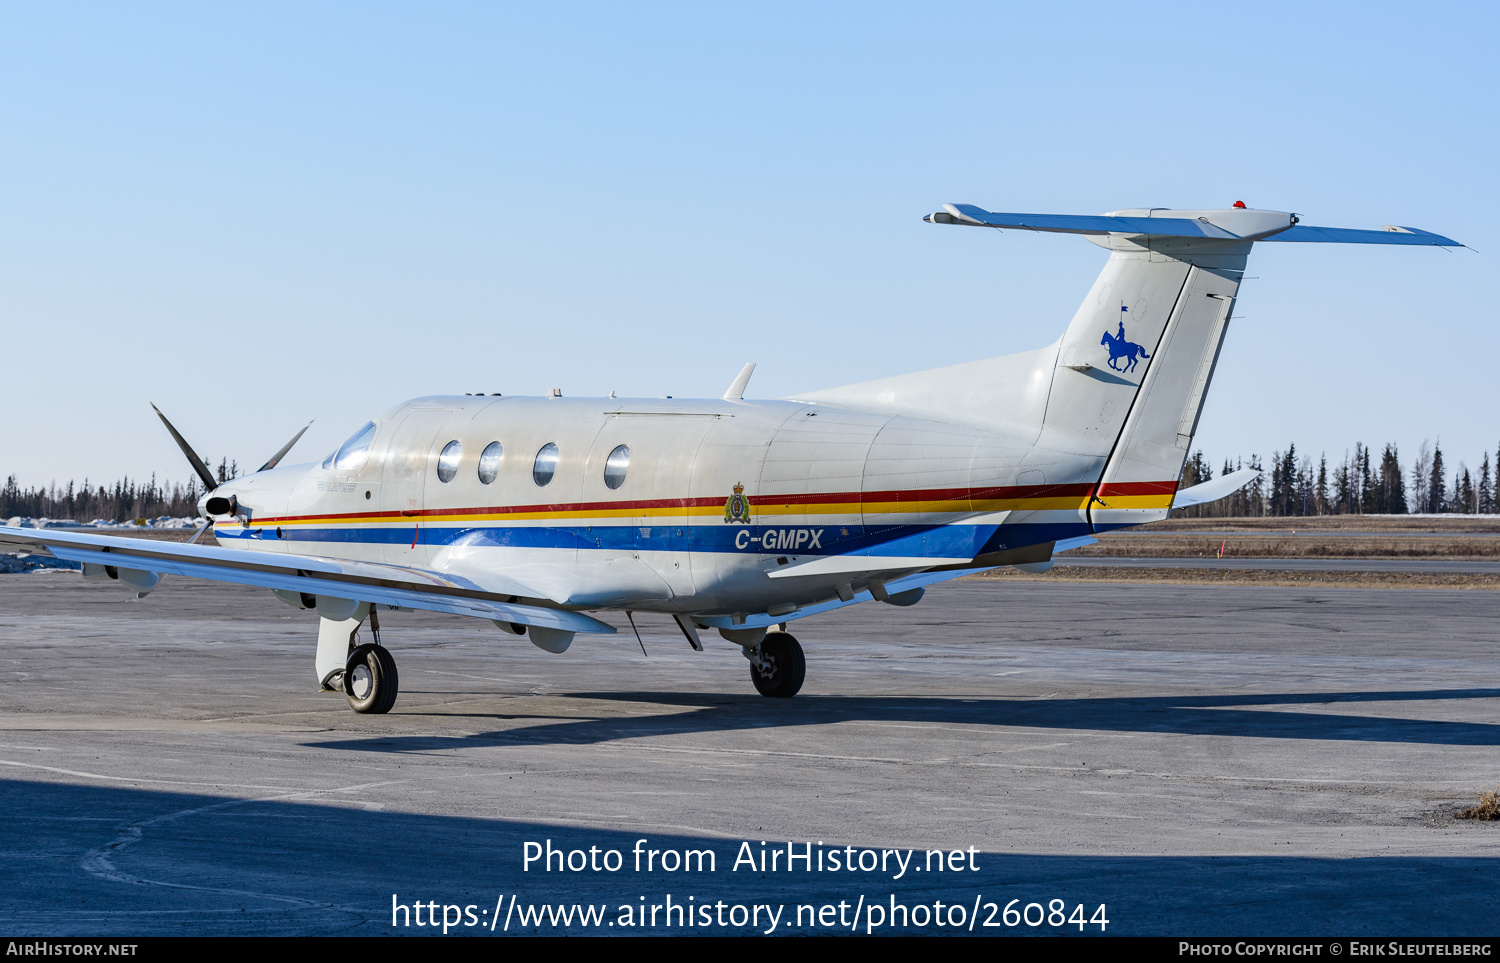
<box><xmin>312</xmin><ymin>602</ymin><xmax>401</xmax><ymax>714</ymax></box>
<box><xmin>746</xmin><ymin>631</ymin><xmax>805</xmax><ymax>698</ymax></box>
<box><xmin>344</xmin><ymin>642</ymin><xmax>399</xmax><ymax>714</ymax></box>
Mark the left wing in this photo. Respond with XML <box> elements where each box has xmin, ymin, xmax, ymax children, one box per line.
<box><xmin>0</xmin><ymin>527</ymin><xmax>615</xmax><ymax>635</ymax></box>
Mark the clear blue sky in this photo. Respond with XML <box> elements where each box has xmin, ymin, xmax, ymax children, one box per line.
<box><xmin>2</xmin><ymin>2</ymin><xmax>1494</xmax><ymax>490</ymax></box>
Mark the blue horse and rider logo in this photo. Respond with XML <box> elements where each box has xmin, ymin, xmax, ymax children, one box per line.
<box><xmin>1101</xmin><ymin>320</ymin><xmax>1150</xmax><ymax>373</ymax></box>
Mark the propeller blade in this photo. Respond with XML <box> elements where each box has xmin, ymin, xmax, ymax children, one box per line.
<box><xmin>187</xmin><ymin>518</ymin><xmax>214</xmax><ymax>545</ymax></box>
<box><xmin>257</xmin><ymin>421</ymin><xmax>313</xmax><ymax>473</ymax></box>
<box><xmin>151</xmin><ymin>403</ymin><xmax>218</xmax><ymax>491</ymax></box>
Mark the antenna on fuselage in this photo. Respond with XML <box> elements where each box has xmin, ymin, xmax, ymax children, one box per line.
<box><xmin>625</xmin><ymin>611</ymin><xmax>648</xmax><ymax>657</ymax></box>
<box><xmin>722</xmin><ymin>362</ymin><xmax>756</xmax><ymax>401</ymax></box>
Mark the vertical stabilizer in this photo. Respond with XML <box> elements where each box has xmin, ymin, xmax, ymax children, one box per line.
<box><xmin>927</xmin><ymin>205</ymin><xmax>1283</xmax><ymax>530</ymax></box>
<box><xmin>803</xmin><ymin>202</ymin><xmax>1457</xmax><ymax>534</ymax></box>
<box><xmin>1076</xmin><ymin>239</ymin><xmax>1244</xmax><ymax>530</ymax></box>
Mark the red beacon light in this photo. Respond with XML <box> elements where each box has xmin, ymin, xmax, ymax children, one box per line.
<box><xmin>1232</xmin><ymin>201</ymin><xmax>1247</xmax><ymax>208</ymax></box>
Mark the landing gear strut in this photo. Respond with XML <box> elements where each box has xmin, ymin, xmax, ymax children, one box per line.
<box><xmin>747</xmin><ymin>631</ymin><xmax>805</xmax><ymax>698</ymax></box>
<box><xmin>344</xmin><ymin>643</ymin><xmax>399</xmax><ymax>714</ymax></box>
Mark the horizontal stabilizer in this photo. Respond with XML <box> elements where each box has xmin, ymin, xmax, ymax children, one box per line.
<box><xmin>1172</xmin><ymin>467</ymin><xmax>1263</xmax><ymax>509</ymax></box>
<box><xmin>927</xmin><ymin>204</ymin><xmax>1462</xmax><ymax>248</ymax></box>
<box><xmin>932</xmin><ymin>205</ymin><xmax>1232</xmax><ymax>238</ymax></box>
<box><xmin>1260</xmin><ymin>224</ymin><xmax>1463</xmax><ymax>246</ymax></box>
<box><xmin>927</xmin><ymin>204</ymin><xmax>1296</xmax><ymax>241</ymax></box>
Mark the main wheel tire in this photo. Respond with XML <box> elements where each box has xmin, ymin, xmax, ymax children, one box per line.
<box><xmin>750</xmin><ymin>632</ymin><xmax>805</xmax><ymax>698</ymax></box>
<box><xmin>344</xmin><ymin>643</ymin><xmax>399</xmax><ymax>714</ymax></box>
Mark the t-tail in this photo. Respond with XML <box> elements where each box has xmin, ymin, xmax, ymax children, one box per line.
<box><xmin>801</xmin><ymin>203</ymin><xmax>1461</xmax><ymax>533</ymax></box>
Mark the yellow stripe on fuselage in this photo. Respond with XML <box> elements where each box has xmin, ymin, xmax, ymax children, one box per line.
<box><xmin>254</xmin><ymin>491</ymin><xmax>1173</xmax><ymax>529</ymax></box>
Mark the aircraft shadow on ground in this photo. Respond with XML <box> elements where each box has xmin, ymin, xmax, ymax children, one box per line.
<box><xmin>304</xmin><ymin>688</ymin><xmax>1500</xmax><ymax>754</ymax></box>
<box><xmin>1</xmin><ymin>777</ymin><xmax>1495</xmax><ymax>937</ymax></box>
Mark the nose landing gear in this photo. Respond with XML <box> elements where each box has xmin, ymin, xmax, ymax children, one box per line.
<box><xmin>746</xmin><ymin>631</ymin><xmax>805</xmax><ymax>698</ymax></box>
<box><xmin>344</xmin><ymin>643</ymin><xmax>399</xmax><ymax>714</ymax></box>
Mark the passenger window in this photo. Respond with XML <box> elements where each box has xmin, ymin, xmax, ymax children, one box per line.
<box><xmin>603</xmin><ymin>445</ymin><xmax>630</xmax><ymax>490</ymax></box>
<box><xmin>333</xmin><ymin>422</ymin><xmax>377</xmax><ymax>471</ymax></box>
<box><xmin>437</xmin><ymin>440</ymin><xmax>462</xmax><ymax>483</ymax></box>
<box><xmin>532</xmin><ymin>443</ymin><xmax>559</xmax><ymax>487</ymax></box>
<box><xmin>478</xmin><ymin>442</ymin><xmax>504</xmax><ymax>485</ymax></box>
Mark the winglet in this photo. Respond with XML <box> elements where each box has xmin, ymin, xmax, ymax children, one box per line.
<box><xmin>722</xmin><ymin>362</ymin><xmax>756</xmax><ymax>401</ymax></box>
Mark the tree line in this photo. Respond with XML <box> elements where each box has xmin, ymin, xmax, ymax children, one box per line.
<box><xmin>1</xmin><ymin>460</ymin><xmax>238</xmax><ymax>522</ymax></box>
<box><xmin>5</xmin><ymin>442</ymin><xmax>1494</xmax><ymax>522</ymax></box>
<box><xmin>1176</xmin><ymin>440</ymin><xmax>1498</xmax><ymax>517</ymax></box>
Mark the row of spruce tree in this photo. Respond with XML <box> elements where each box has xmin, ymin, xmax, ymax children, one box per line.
<box><xmin>1177</xmin><ymin>441</ymin><xmax>1500</xmax><ymax>517</ymax></box>
<box><xmin>3</xmin><ymin>443</ymin><xmax>1494</xmax><ymax>522</ymax></box>
<box><xmin>1</xmin><ymin>460</ymin><xmax>239</xmax><ymax>522</ymax></box>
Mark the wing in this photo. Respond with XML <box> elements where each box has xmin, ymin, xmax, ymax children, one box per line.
<box><xmin>694</xmin><ymin>565</ymin><xmax>997</xmax><ymax>631</ymax></box>
<box><xmin>707</xmin><ymin>535</ymin><xmax>1101</xmax><ymax>631</ymax></box>
<box><xmin>0</xmin><ymin>526</ymin><xmax>615</xmax><ymax>635</ymax></box>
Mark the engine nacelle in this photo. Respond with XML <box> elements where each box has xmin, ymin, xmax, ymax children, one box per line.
<box><xmin>273</xmin><ymin>588</ymin><xmax>318</xmax><ymax>610</ymax></box>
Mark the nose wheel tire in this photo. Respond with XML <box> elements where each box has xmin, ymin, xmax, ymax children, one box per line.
<box><xmin>750</xmin><ymin>631</ymin><xmax>805</xmax><ymax>698</ymax></box>
<box><xmin>344</xmin><ymin>643</ymin><xmax>399</xmax><ymax>714</ymax></box>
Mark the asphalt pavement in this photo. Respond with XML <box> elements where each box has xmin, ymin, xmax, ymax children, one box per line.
<box><xmin>1</xmin><ymin>572</ymin><xmax>1497</xmax><ymax>936</ymax></box>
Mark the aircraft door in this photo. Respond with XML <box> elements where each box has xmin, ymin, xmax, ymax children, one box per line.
<box><xmin>377</xmin><ymin>407</ymin><xmax>452</xmax><ymax>564</ymax></box>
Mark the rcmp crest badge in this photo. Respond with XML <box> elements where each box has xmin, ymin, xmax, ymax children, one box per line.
<box><xmin>724</xmin><ymin>482</ymin><xmax>752</xmax><ymax>524</ymax></box>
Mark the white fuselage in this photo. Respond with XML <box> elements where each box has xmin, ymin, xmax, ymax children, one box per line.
<box><xmin>209</xmin><ymin>394</ymin><xmax>1127</xmax><ymax>617</ymax></box>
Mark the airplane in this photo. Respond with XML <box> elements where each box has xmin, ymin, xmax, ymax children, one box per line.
<box><xmin>0</xmin><ymin>203</ymin><xmax>1461</xmax><ymax>713</ymax></box>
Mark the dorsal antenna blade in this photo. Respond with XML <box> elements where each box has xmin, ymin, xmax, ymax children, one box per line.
<box><xmin>722</xmin><ymin>362</ymin><xmax>756</xmax><ymax>401</ymax></box>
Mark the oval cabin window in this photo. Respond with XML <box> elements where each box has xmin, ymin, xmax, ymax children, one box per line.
<box><xmin>478</xmin><ymin>441</ymin><xmax>504</xmax><ymax>485</ymax></box>
<box><xmin>603</xmin><ymin>445</ymin><xmax>630</xmax><ymax>490</ymax></box>
<box><xmin>436</xmin><ymin>440</ymin><xmax>462</xmax><ymax>483</ymax></box>
<box><xmin>533</xmin><ymin>443</ymin><xmax>559</xmax><ymax>487</ymax></box>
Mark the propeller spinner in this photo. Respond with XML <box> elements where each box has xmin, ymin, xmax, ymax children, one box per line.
<box><xmin>151</xmin><ymin>404</ymin><xmax>311</xmax><ymax>544</ymax></box>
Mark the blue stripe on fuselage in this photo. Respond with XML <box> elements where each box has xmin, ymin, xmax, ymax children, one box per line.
<box><xmin>215</xmin><ymin>519</ymin><xmax>1097</xmax><ymax>559</ymax></box>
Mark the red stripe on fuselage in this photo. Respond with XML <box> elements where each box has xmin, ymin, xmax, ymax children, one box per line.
<box><xmin>1095</xmin><ymin>480</ymin><xmax>1179</xmax><ymax>497</ymax></box>
<box><xmin>247</xmin><ymin>480</ymin><xmax>1171</xmax><ymax>526</ymax></box>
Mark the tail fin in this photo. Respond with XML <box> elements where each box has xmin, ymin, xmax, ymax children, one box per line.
<box><xmin>800</xmin><ymin>203</ymin><xmax>1458</xmax><ymax>531</ymax></box>
<box><xmin>1039</xmin><ymin>210</ymin><xmax>1252</xmax><ymax>531</ymax></box>
<box><xmin>969</xmin><ymin>204</ymin><xmax>1457</xmax><ymax>530</ymax></box>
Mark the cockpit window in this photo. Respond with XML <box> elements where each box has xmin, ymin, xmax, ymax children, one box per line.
<box><xmin>333</xmin><ymin>422</ymin><xmax>377</xmax><ymax>471</ymax></box>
